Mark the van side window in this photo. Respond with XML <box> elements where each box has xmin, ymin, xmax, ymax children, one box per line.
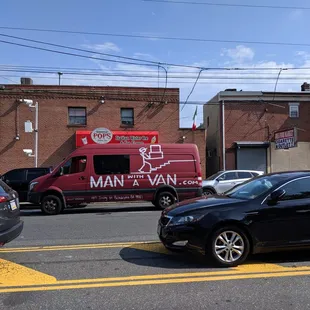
<box><xmin>93</xmin><ymin>155</ymin><xmax>130</xmax><ymax>175</ymax></box>
<box><xmin>63</xmin><ymin>156</ymin><xmax>87</xmax><ymax>175</ymax></box>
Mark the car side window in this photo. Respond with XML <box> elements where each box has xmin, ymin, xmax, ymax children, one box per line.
<box><xmin>218</xmin><ymin>172</ymin><xmax>238</xmax><ymax>181</ymax></box>
<box><xmin>93</xmin><ymin>155</ymin><xmax>130</xmax><ymax>175</ymax></box>
<box><xmin>4</xmin><ymin>170</ymin><xmax>25</xmax><ymax>182</ymax></box>
<box><xmin>237</xmin><ymin>172</ymin><xmax>252</xmax><ymax>179</ymax></box>
<box><xmin>62</xmin><ymin>156</ymin><xmax>87</xmax><ymax>175</ymax></box>
<box><xmin>280</xmin><ymin>178</ymin><xmax>310</xmax><ymax>201</ymax></box>
<box><xmin>27</xmin><ymin>170</ymin><xmax>47</xmax><ymax>181</ymax></box>
<box><xmin>251</xmin><ymin>172</ymin><xmax>259</xmax><ymax>177</ymax></box>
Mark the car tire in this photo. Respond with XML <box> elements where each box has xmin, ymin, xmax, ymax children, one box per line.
<box><xmin>207</xmin><ymin>226</ymin><xmax>250</xmax><ymax>267</ymax></box>
<box><xmin>41</xmin><ymin>195</ymin><xmax>62</xmax><ymax>215</ymax></box>
<box><xmin>202</xmin><ymin>188</ymin><xmax>216</xmax><ymax>196</ymax></box>
<box><xmin>155</xmin><ymin>192</ymin><xmax>176</xmax><ymax>210</ymax></box>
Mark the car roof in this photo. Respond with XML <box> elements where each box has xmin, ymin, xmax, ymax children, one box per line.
<box><xmin>262</xmin><ymin>170</ymin><xmax>310</xmax><ymax>178</ymax></box>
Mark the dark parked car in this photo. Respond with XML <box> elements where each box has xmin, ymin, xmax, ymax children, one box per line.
<box><xmin>158</xmin><ymin>171</ymin><xmax>310</xmax><ymax>267</ymax></box>
<box><xmin>0</xmin><ymin>179</ymin><xmax>23</xmax><ymax>245</ymax></box>
<box><xmin>0</xmin><ymin>168</ymin><xmax>52</xmax><ymax>202</ymax></box>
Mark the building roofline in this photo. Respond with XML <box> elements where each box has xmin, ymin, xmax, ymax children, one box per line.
<box><xmin>0</xmin><ymin>84</ymin><xmax>179</xmax><ymax>92</ymax></box>
<box><xmin>205</xmin><ymin>90</ymin><xmax>310</xmax><ymax>103</ymax></box>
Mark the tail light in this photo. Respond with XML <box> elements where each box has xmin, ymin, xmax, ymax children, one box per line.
<box><xmin>0</xmin><ymin>196</ymin><xmax>8</xmax><ymax>203</ymax></box>
<box><xmin>197</xmin><ymin>172</ymin><xmax>202</xmax><ymax>186</ymax></box>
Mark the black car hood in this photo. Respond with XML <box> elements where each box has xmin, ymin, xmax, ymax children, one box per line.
<box><xmin>164</xmin><ymin>195</ymin><xmax>245</xmax><ymax>216</ymax></box>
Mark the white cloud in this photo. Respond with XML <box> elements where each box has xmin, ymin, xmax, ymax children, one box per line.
<box><xmin>82</xmin><ymin>42</ymin><xmax>121</xmax><ymax>53</ymax></box>
<box><xmin>221</xmin><ymin>45</ymin><xmax>255</xmax><ymax>62</ymax></box>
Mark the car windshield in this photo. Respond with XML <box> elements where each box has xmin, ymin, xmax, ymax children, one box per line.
<box><xmin>225</xmin><ymin>176</ymin><xmax>282</xmax><ymax>200</ymax></box>
<box><xmin>205</xmin><ymin>171</ymin><xmax>223</xmax><ymax>180</ymax></box>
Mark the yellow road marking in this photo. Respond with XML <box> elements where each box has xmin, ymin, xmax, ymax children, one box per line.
<box><xmin>0</xmin><ymin>263</ymin><xmax>307</xmax><ymax>288</ymax></box>
<box><xmin>0</xmin><ymin>259</ymin><xmax>56</xmax><ymax>286</ymax></box>
<box><xmin>0</xmin><ymin>241</ymin><xmax>161</xmax><ymax>253</ymax></box>
<box><xmin>0</xmin><ymin>269</ymin><xmax>310</xmax><ymax>293</ymax></box>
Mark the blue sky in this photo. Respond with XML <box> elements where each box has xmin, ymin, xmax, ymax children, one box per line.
<box><xmin>1</xmin><ymin>0</ymin><xmax>310</xmax><ymax>127</ymax></box>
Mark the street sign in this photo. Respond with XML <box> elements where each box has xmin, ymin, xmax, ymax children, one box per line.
<box><xmin>274</xmin><ymin>128</ymin><xmax>297</xmax><ymax>149</ymax></box>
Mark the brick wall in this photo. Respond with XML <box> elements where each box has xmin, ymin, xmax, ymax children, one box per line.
<box><xmin>224</xmin><ymin>101</ymin><xmax>310</xmax><ymax>169</ymax></box>
<box><xmin>179</xmin><ymin>128</ymin><xmax>206</xmax><ymax>178</ymax></box>
<box><xmin>0</xmin><ymin>85</ymin><xmax>206</xmax><ymax>177</ymax></box>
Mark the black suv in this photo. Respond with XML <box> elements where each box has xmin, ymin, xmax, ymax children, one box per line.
<box><xmin>0</xmin><ymin>179</ymin><xmax>23</xmax><ymax>245</ymax></box>
<box><xmin>0</xmin><ymin>168</ymin><xmax>52</xmax><ymax>202</ymax></box>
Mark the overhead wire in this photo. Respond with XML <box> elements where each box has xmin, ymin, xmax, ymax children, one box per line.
<box><xmin>1</xmin><ymin>26</ymin><xmax>310</xmax><ymax>47</ymax></box>
<box><xmin>143</xmin><ymin>0</ymin><xmax>310</xmax><ymax>10</ymax></box>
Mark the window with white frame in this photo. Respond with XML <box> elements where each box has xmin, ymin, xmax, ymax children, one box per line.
<box><xmin>68</xmin><ymin>107</ymin><xmax>87</xmax><ymax>125</ymax></box>
<box><xmin>289</xmin><ymin>103</ymin><xmax>299</xmax><ymax>118</ymax></box>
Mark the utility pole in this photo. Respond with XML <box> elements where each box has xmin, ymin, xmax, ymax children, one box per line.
<box><xmin>58</xmin><ymin>72</ymin><xmax>63</xmax><ymax>85</ymax></box>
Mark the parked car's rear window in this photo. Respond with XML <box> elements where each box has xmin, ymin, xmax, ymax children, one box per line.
<box><xmin>0</xmin><ymin>180</ymin><xmax>9</xmax><ymax>194</ymax></box>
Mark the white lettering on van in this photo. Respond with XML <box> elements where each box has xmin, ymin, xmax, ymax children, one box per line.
<box><xmin>127</xmin><ymin>175</ymin><xmax>144</xmax><ymax>179</ymax></box>
<box><xmin>90</xmin><ymin>175</ymin><xmax>124</xmax><ymax>188</ymax></box>
<box><xmin>114</xmin><ymin>175</ymin><xmax>124</xmax><ymax>187</ymax></box>
<box><xmin>147</xmin><ymin>174</ymin><xmax>177</xmax><ymax>186</ymax></box>
<box><xmin>90</xmin><ymin>176</ymin><xmax>103</xmax><ymax>188</ymax></box>
<box><xmin>167</xmin><ymin>174</ymin><xmax>177</xmax><ymax>185</ymax></box>
<box><xmin>133</xmin><ymin>180</ymin><xmax>140</xmax><ymax>187</ymax></box>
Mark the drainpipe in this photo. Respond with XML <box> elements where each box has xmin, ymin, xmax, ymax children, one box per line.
<box><xmin>221</xmin><ymin>100</ymin><xmax>226</xmax><ymax>170</ymax></box>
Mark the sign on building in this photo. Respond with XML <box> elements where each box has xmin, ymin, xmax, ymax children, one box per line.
<box><xmin>274</xmin><ymin>128</ymin><xmax>297</xmax><ymax>150</ymax></box>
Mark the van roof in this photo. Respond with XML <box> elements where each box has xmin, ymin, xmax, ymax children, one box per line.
<box><xmin>73</xmin><ymin>143</ymin><xmax>198</xmax><ymax>153</ymax></box>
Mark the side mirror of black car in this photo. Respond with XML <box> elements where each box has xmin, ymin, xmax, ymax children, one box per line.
<box><xmin>269</xmin><ymin>189</ymin><xmax>286</xmax><ymax>204</ymax></box>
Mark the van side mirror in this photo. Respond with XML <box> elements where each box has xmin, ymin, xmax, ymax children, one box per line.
<box><xmin>268</xmin><ymin>189</ymin><xmax>286</xmax><ymax>204</ymax></box>
<box><xmin>54</xmin><ymin>167</ymin><xmax>64</xmax><ymax>177</ymax></box>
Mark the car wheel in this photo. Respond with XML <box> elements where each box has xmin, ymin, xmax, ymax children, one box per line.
<box><xmin>207</xmin><ymin>226</ymin><xmax>250</xmax><ymax>267</ymax></box>
<box><xmin>202</xmin><ymin>188</ymin><xmax>215</xmax><ymax>196</ymax></box>
<box><xmin>155</xmin><ymin>192</ymin><xmax>176</xmax><ymax>210</ymax></box>
<box><xmin>41</xmin><ymin>195</ymin><xmax>62</xmax><ymax>215</ymax></box>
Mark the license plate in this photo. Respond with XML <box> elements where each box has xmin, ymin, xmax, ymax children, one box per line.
<box><xmin>10</xmin><ymin>200</ymin><xmax>17</xmax><ymax>211</ymax></box>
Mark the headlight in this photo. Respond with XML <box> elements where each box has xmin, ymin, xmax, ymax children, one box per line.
<box><xmin>29</xmin><ymin>182</ymin><xmax>38</xmax><ymax>191</ymax></box>
<box><xmin>169</xmin><ymin>214</ymin><xmax>203</xmax><ymax>226</ymax></box>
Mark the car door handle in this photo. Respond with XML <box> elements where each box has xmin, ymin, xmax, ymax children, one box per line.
<box><xmin>79</xmin><ymin>176</ymin><xmax>86</xmax><ymax>180</ymax></box>
<box><xmin>245</xmin><ymin>211</ymin><xmax>259</xmax><ymax>215</ymax></box>
<box><xmin>296</xmin><ymin>209</ymin><xmax>310</xmax><ymax>213</ymax></box>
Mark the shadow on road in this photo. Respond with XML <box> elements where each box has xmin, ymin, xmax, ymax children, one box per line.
<box><xmin>119</xmin><ymin>242</ymin><xmax>215</xmax><ymax>269</ymax></box>
<box><xmin>20</xmin><ymin>205</ymin><xmax>158</xmax><ymax>217</ymax></box>
<box><xmin>119</xmin><ymin>242</ymin><xmax>310</xmax><ymax>269</ymax></box>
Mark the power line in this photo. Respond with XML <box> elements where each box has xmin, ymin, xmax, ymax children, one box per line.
<box><xmin>2</xmin><ymin>68</ymin><xmax>310</xmax><ymax>80</ymax></box>
<box><xmin>1</xmin><ymin>74</ymin><xmax>307</xmax><ymax>84</ymax></box>
<box><xmin>181</xmin><ymin>69</ymin><xmax>204</xmax><ymax>111</ymax></box>
<box><xmin>143</xmin><ymin>0</ymin><xmax>310</xmax><ymax>10</ymax></box>
<box><xmin>1</xmin><ymin>26</ymin><xmax>310</xmax><ymax>47</ymax></box>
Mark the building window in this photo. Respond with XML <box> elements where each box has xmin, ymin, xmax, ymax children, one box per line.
<box><xmin>289</xmin><ymin>103</ymin><xmax>299</xmax><ymax>118</ymax></box>
<box><xmin>93</xmin><ymin>155</ymin><xmax>130</xmax><ymax>175</ymax></box>
<box><xmin>207</xmin><ymin>116</ymin><xmax>210</xmax><ymax>128</ymax></box>
<box><xmin>121</xmin><ymin>108</ymin><xmax>134</xmax><ymax>126</ymax></box>
<box><xmin>68</xmin><ymin>107</ymin><xmax>87</xmax><ymax>125</ymax></box>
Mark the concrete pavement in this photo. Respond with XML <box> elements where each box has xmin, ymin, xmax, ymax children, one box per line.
<box><xmin>0</xmin><ymin>203</ymin><xmax>310</xmax><ymax>309</ymax></box>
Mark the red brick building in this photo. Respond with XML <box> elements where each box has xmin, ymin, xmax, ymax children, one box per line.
<box><xmin>204</xmin><ymin>86</ymin><xmax>310</xmax><ymax>176</ymax></box>
<box><xmin>0</xmin><ymin>83</ymin><xmax>206</xmax><ymax>177</ymax></box>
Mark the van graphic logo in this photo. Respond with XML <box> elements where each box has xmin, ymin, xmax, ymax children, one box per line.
<box><xmin>136</xmin><ymin>144</ymin><xmax>196</xmax><ymax>174</ymax></box>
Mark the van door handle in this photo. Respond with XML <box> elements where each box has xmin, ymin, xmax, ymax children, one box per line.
<box><xmin>79</xmin><ymin>176</ymin><xmax>86</xmax><ymax>180</ymax></box>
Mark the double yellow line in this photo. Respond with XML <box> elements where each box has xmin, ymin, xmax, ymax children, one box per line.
<box><xmin>0</xmin><ymin>241</ymin><xmax>160</xmax><ymax>253</ymax></box>
<box><xmin>1</xmin><ymin>265</ymin><xmax>310</xmax><ymax>293</ymax></box>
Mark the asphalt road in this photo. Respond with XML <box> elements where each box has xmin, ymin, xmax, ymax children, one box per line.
<box><xmin>0</xmin><ymin>203</ymin><xmax>310</xmax><ymax>310</ymax></box>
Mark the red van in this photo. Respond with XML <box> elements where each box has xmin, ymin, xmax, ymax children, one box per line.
<box><xmin>28</xmin><ymin>143</ymin><xmax>203</xmax><ymax>215</ymax></box>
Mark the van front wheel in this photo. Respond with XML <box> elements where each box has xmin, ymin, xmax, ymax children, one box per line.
<box><xmin>155</xmin><ymin>192</ymin><xmax>176</xmax><ymax>210</ymax></box>
<box><xmin>41</xmin><ymin>195</ymin><xmax>62</xmax><ymax>215</ymax></box>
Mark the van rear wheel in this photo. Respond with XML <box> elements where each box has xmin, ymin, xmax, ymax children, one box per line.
<box><xmin>41</xmin><ymin>195</ymin><xmax>62</xmax><ymax>215</ymax></box>
<box><xmin>155</xmin><ymin>192</ymin><xmax>176</xmax><ymax>210</ymax></box>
